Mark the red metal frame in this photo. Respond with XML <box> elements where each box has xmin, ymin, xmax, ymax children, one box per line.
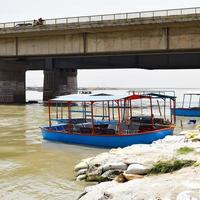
<box><xmin>170</xmin><ymin>99</ymin><xmax>172</xmax><ymax>123</ymax></box>
<box><xmin>47</xmin><ymin>94</ymin><xmax>176</xmax><ymax>136</ymax></box>
<box><xmin>173</xmin><ymin>100</ymin><xmax>176</xmax><ymax>123</ymax></box>
<box><xmin>149</xmin><ymin>97</ymin><xmax>154</xmax><ymax>127</ymax></box>
<box><xmin>48</xmin><ymin>100</ymin><xmax>52</xmax><ymax>127</ymax></box>
<box><xmin>91</xmin><ymin>101</ymin><xmax>95</xmax><ymax>134</ymax></box>
<box><xmin>107</xmin><ymin>101</ymin><xmax>110</xmax><ymax>121</ymax></box>
<box><xmin>116</xmin><ymin>100</ymin><xmax>122</xmax><ymax>134</ymax></box>
<box><xmin>68</xmin><ymin>101</ymin><xmax>72</xmax><ymax>133</ymax></box>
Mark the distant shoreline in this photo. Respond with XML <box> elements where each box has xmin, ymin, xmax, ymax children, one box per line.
<box><xmin>26</xmin><ymin>87</ymin><xmax>200</xmax><ymax>92</ymax></box>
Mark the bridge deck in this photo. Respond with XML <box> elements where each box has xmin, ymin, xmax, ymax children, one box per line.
<box><xmin>1</xmin><ymin>7</ymin><xmax>200</xmax><ymax>35</ymax></box>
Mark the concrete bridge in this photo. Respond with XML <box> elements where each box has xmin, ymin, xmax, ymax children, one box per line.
<box><xmin>1</xmin><ymin>7</ymin><xmax>200</xmax><ymax>103</ymax></box>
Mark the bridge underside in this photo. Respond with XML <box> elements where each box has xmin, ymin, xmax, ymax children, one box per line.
<box><xmin>1</xmin><ymin>50</ymin><xmax>200</xmax><ymax>70</ymax></box>
<box><xmin>0</xmin><ymin>50</ymin><xmax>200</xmax><ymax>103</ymax></box>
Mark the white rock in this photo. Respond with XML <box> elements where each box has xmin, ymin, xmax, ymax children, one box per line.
<box><xmin>101</xmin><ymin>170</ymin><xmax>122</xmax><ymax>180</ymax></box>
<box><xmin>125</xmin><ymin>163</ymin><xmax>150</xmax><ymax>175</ymax></box>
<box><xmin>75</xmin><ymin>162</ymin><xmax>88</xmax><ymax>172</ymax></box>
<box><xmin>123</xmin><ymin>172</ymin><xmax>143</xmax><ymax>181</ymax></box>
<box><xmin>76</xmin><ymin>174</ymin><xmax>87</xmax><ymax>181</ymax></box>
<box><xmin>82</xmin><ymin>157</ymin><xmax>94</xmax><ymax>164</ymax></box>
<box><xmin>80</xmin><ymin>167</ymin><xmax>200</xmax><ymax>199</ymax></box>
<box><xmin>76</xmin><ymin>168</ymin><xmax>88</xmax><ymax>177</ymax></box>
<box><xmin>153</xmin><ymin>135</ymin><xmax>186</xmax><ymax>144</ymax></box>
<box><xmin>176</xmin><ymin>190</ymin><xmax>198</xmax><ymax>200</ymax></box>
<box><xmin>102</xmin><ymin>162</ymin><xmax>127</xmax><ymax>172</ymax></box>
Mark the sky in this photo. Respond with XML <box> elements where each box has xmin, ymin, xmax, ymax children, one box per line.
<box><xmin>2</xmin><ymin>0</ymin><xmax>200</xmax><ymax>88</ymax></box>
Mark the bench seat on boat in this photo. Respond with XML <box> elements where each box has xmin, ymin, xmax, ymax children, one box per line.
<box><xmin>79</xmin><ymin>126</ymin><xmax>115</xmax><ymax>134</ymax></box>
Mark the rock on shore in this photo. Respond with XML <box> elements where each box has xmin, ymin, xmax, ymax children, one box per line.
<box><xmin>79</xmin><ymin>166</ymin><xmax>200</xmax><ymax>200</ymax></box>
<box><xmin>74</xmin><ymin>130</ymin><xmax>200</xmax><ymax>199</ymax></box>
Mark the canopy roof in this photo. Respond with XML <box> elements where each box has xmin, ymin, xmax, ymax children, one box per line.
<box><xmin>147</xmin><ymin>93</ymin><xmax>176</xmax><ymax>100</ymax></box>
<box><xmin>184</xmin><ymin>91</ymin><xmax>200</xmax><ymax>95</ymax></box>
<box><xmin>50</xmin><ymin>93</ymin><xmax>149</xmax><ymax>102</ymax></box>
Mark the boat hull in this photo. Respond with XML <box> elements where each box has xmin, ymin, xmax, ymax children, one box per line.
<box><xmin>171</xmin><ymin>108</ymin><xmax>200</xmax><ymax>117</ymax></box>
<box><xmin>41</xmin><ymin>127</ymin><xmax>173</xmax><ymax>148</ymax></box>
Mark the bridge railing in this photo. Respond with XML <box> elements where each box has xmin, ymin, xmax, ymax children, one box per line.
<box><xmin>1</xmin><ymin>7</ymin><xmax>200</xmax><ymax>29</ymax></box>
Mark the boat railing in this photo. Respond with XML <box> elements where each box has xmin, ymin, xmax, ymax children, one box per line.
<box><xmin>48</xmin><ymin>117</ymin><xmax>171</xmax><ymax>134</ymax></box>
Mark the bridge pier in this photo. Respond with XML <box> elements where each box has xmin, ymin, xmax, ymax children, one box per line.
<box><xmin>43</xmin><ymin>69</ymin><xmax>77</xmax><ymax>101</ymax></box>
<box><xmin>0</xmin><ymin>70</ymin><xmax>25</xmax><ymax>103</ymax></box>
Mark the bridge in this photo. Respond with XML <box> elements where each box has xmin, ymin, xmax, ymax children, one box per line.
<box><xmin>0</xmin><ymin>7</ymin><xmax>200</xmax><ymax>103</ymax></box>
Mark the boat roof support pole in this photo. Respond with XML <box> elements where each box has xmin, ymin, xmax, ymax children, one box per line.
<box><xmin>129</xmin><ymin>99</ymin><xmax>132</xmax><ymax>118</ymax></box>
<box><xmin>164</xmin><ymin>99</ymin><xmax>166</xmax><ymax>121</ymax></box>
<box><xmin>48</xmin><ymin>100</ymin><xmax>52</xmax><ymax>127</ymax></box>
<box><xmin>120</xmin><ymin>100</ymin><xmax>123</xmax><ymax>120</ymax></box>
<box><xmin>91</xmin><ymin>101</ymin><xmax>95</xmax><ymax>134</ymax></box>
<box><xmin>173</xmin><ymin>100</ymin><xmax>176</xmax><ymax>123</ymax></box>
<box><xmin>157</xmin><ymin>100</ymin><xmax>162</xmax><ymax>117</ymax></box>
<box><xmin>112</xmin><ymin>101</ymin><xmax>115</xmax><ymax>120</ymax></box>
<box><xmin>68</xmin><ymin>102</ymin><xmax>72</xmax><ymax>133</ymax></box>
<box><xmin>199</xmin><ymin>96</ymin><xmax>200</xmax><ymax>107</ymax></box>
<box><xmin>182</xmin><ymin>94</ymin><xmax>185</xmax><ymax>108</ymax></box>
<box><xmin>189</xmin><ymin>94</ymin><xmax>192</xmax><ymax>108</ymax></box>
<box><xmin>149</xmin><ymin>97</ymin><xmax>154</xmax><ymax>127</ymax></box>
<box><xmin>84</xmin><ymin>102</ymin><xmax>87</xmax><ymax>122</ymax></box>
<box><xmin>61</xmin><ymin>103</ymin><xmax>63</xmax><ymax>119</ymax></box>
<box><xmin>107</xmin><ymin>101</ymin><xmax>110</xmax><ymax>121</ymax></box>
<box><xmin>56</xmin><ymin>103</ymin><xmax>58</xmax><ymax>119</ymax></box>
<box><xmin>117</xmin><ymin>100</ymin><xmax>121</xmax><ymax>134</ymax></box>
<box><xmin>170</xmin><ymin>99</ymin><xmax>172</xmax><ymax>124</ymax></box>
<box><xmin>140</xmin><ymin>98</ymin><xmax>143</xmax><ymax>115</ymax></box>
<box><xmin>102</xmin><ymin>101</ymin><xmax>105</xmax><ymax>120</ymax></box>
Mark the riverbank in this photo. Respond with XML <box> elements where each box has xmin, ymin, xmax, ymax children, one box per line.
<box><xmin>75</xmin><ymin>130</ymin><xmax>200</xmax><ymax>199</ymax></box>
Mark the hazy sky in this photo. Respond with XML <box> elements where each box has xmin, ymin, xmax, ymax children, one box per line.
<box><xmin>2</xmin><ymin>0</ymin><xmax>200</xmax><ymax>88</ymax></box>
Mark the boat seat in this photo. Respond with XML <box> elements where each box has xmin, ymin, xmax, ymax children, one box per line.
<box><xmin>80</xmin><ymin>127</ymin><xmax>92</xmax><ymax>134</ymax></box>
<box><xmin>71</xmin><ymin>118</ymin><xmax>86</xmax><ymax>124</ymax></box>
<box><xmin>56</xmin><ymin>126</ymin><xmax>65</xmax><ymax>131</ymax></box>
<box><xmin>121</xmin><ymin>122</ymin><xmax>129</xmax><ymax>133</ymax></box>
<box><xmin>139</xmin><ymin>124</ymin><xmax>154</xmax><ymax>132</ymax></box>
<box><xmin>128</xmin><ymin>122</ymin><xmax>140</xmax><ymax>134</ymax></box>
<box><xmin>83</xmin><ymin>122</ymin><xmax>92</xmax><ymax>128</ymax></box>
<box><xmin>73</xmin><ymin>124</ymin><xmax>83</xmax><ymax>132</ymax></box>
<box><xmin>103</xmin><ymin>128</ymin><xmax>115</xmax><ymax>134</ymax></box>
<box><xmin>108</xmin><ymin>124</ymin><xmax>117</xmax><ymax>131</ymax></box>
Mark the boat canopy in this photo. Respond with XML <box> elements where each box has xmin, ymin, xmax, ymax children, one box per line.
<box><xmin>184</xmin><ymin>91</ymin><xmax>200</xmax><ymax>95</ymax></box>
<box><xmin>50</xmin><ymin>93</ymin><xmax>149</xmax><ymax>103</ymax></box>
<box><xmin>147</xmin><ymin>93</ymin><xmax>176</xmax><ymax>100</ymax></box>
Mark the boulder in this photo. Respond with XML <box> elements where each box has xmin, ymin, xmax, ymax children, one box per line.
<box><xmin>87</xmin><ymin>165</ymin><xmax>102</xmax><ymax>176</ymax></box>
<box><xmin>125</xmin><ymin>163</ymin><xmax>150</xmax><ymax>175</ymax></box>
<box><xmin>176</xmin><ymin>190</ymin><xmax>199</xmax><ymax>200</ymax></box>
<box><xmin>76</xmin><ymin>168</ymin><xmax>88</xmax><ymax>177</ymax></box>
<box><xmin>123</xmin><ymin>172</ymin><xmax>144</xmax><ymax>181</ymax></box>
<box><xmin>101</xmin><ymin>170</ymin><xmax>123</xmax><ymax>180</ymax></box>
<box><xmin>86</xmin><ymin>175</ymin><xmax>108</xmax><ymax>182</ymax></box>
<box><xmin>75</xmin><ymin>162</ymin><xmax>88</xmax><ymax>172</ymax></box>
<box><xmin>102</xmin><ymin>162</ymin><xmax>127</xmax><ymax>172</ymax></box>
<box><xmin>114</xmin><ymin>173</ymin><xmax>127</xmax><ymax>183</ymax></box>
<box><xmin>76</xmin><ymin>174</ymin><xmax>87</xmax><ymax>181</ymax></box>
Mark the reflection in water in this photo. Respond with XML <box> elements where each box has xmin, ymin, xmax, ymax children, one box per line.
<box><xmin>0</xmin><ymin>104</ymin><xmax>105</xmax><ymax>200</ymax></box>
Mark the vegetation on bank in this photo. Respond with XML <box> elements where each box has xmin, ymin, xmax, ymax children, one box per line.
<box><xmin>177</xmin><ymin>147</ymin><xmax>194</xmax><ymax>154</ymax></box>
<box><xmin>149</xmin><ymin>159</ymin><xmax>195</xmax><ymax>174</ymax></box>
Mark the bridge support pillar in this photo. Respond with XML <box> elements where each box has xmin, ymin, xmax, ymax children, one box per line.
<box><xmin>0</xmin><ymin>70</ymin><xmax>25</xmax><ymax>103</ymax></box>
<box><xmin>43</xmin><ymin>69</ymin><xmax>77</xmax><ymax>101</ymax></box>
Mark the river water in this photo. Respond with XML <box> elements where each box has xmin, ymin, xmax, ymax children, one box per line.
<box><xmin>1</xmin><ymin>89</ymin><xmax>200</xmax><ymax>199</ymax></box>
<box><xmin>0</xmin><ymin>104</ymin><xmax>106</xmax><ymax>199</ymax></box>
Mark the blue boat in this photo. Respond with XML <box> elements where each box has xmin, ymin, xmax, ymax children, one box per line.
<box><xmin>41</xmin><ymin>93</ymin><xmax>176</xmax><ymax>148</ymax></box>
<box><xmin>172</xmin><ymin>92</ymin><xmax>200</xmax><ymax>117</ymax></box>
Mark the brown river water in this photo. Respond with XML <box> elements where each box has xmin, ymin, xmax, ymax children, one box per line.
<box><xmin>0</xmin><ymin>104</ymin><xmax>105</xmax><ymax>200</ymax></box>
<box><xmin>1</xmin><ymin>89</ymin><xmax>200</xmax><ymax>199</ymax></box>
